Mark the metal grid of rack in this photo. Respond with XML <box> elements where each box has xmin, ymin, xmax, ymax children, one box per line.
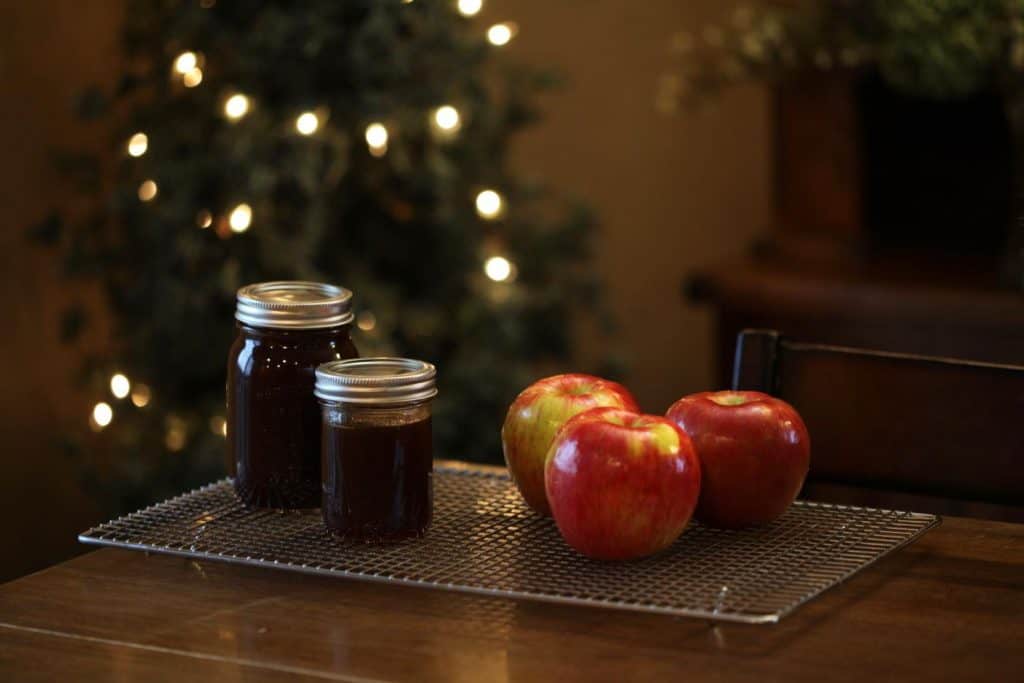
<box><xmin>79</xmin><ymin>465</ymin><xmax>939</xmax><ymax>624</ymax></box>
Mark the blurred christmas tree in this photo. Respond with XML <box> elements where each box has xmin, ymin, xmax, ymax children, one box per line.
<box><xmin>31</xmin><ymin>0</ymin><xmax>616</xmax><ymax>514</ymax></box>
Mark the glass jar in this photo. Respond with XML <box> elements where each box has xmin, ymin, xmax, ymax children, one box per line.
<box><xmin>227</xmin><ymin>281</ymin><xmax>358</xmax><ymax>509</ymax></box>
<box><xmin>315</xmin><ymin>358</ymin><xmax>437</xmax><ymax>543</ymax></box>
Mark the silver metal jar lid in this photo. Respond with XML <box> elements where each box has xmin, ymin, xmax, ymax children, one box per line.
<box><xmin>315</xmin><ymin>358</ymin><xmax>437</xmax><ymax>406</ymax></box>
<box><xmin>235</xmin><ymin>281</ymin><xmax>354</xmax><ymax>329</ymax></box>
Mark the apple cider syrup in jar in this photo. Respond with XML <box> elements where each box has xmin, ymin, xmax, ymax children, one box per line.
<box><xmin>315</xmin><ymin>358</ymin><xmax>437</xmax><ymax>543</ymax></box>
<box><xmin>227</xmin><ymin>281</ymin><xmax>358</xmax><ymax>509</ymax></box>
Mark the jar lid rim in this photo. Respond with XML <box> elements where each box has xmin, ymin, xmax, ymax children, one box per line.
<box><xmin>236</xmin><ymin>281</ymin><xmax>354</xmax><ymax>329</ymax></box>
<box><xmin>315</xmin><ymin>357</ymin><xmax>437</xmax><ymax>405</ymax></box>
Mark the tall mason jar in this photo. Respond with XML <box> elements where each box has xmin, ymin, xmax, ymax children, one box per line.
<box><xmin>227</xmin><ymin>281</ymin><xmax>358</xmax><ymax>508</ymax></box>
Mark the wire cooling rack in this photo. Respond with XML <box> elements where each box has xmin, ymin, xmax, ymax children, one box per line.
<box><xmin>79</xmin><ymin>465</ymin><xmax>939</xmax><ymax>624</ymax></box>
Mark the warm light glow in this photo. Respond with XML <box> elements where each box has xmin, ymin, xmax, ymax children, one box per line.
<box><xmin>174</xmin><ymin>51</ymin><xmax>198</xmax><ymax>74</ymax></box>
<box><xmin>110</xmin><ymin>373</ymin><xmax>130</xmax><ymax>399</ymax></box>
<box><xmin>475</xmin><ymin>189</ymin><xmax>503</xmax><ymax>219</ymax></box>
<box><xmin>457</xmin><ymin>0</ymin><xmax>483</xmax><ymax>17</ymax></box>
<box><xmin>131</xmin><ymin>383</ymin><xmax>152</xmax><ymax>408</ymax></box>
<box><xmin>295</xmin><ymin>111</ymin><xmax>320</xmax><ymax>135</ymax></box>
<box><xmin>92</xmin><ymin>402</ymin><xmax>113</xmax><ymax>429</ymax></box>
<box><xmin>229</xmin><ymin>203</ymin><xmax>252</xmax><ymax>232</ymax></box>
<box><xmin>127</xmin><ymin>132</ymin><xmax>148</xmax><ymax>157</ymax></box>
<box><xmin>165</xmin><ymin>427</ymin><xmax>186</xmax><ymax>452</ymax></box>
<box><xmin>484</xmin><ymin>255</ymin><xmax>512</xmax><ymax>282</ymax></box>
<box><xmin>209</xmin><ymin>415</ymin><xmax>227</xmax><ymax>437</ymax></box>
<box><xmin>183</xmin><ymin>67</ymin><xmax>203</xmax><ymax>88</ymax></box>
<box><xmin>434</xmin><ymin>105</ymin><xmax>461</xmax><ymax>131</ymax></box>
<box><xmin>224</xmin><ymin>93</ymin><xmax>250</xmax><ymax>120</ymax></box>
<box><xmin>138</xmin><ymin>180</ymin><xmax>158</xmax><ymax>201</ymax></box>
<box><xmin>364</xmin><ymin>122</ymin><xmax>388</xmax><ymax>157</ymax></box>
<box><xmin>486</xmin><ymin>22</ymin><xmax>517</xmax><ymax>46</ymax></box>
<box><xmin>357</xmin><ymin>311</ymin><xmax>377</xmax><ymax>331</ymax></box>
<box><xmin>197</xmin><ymin>209</ymin><xmax>212</xmax><ymax>228</ymax></box>
<box><xmin>165</xmin><ymin>415</ymin><xmax>187</xmax><ymax>452</ymax></box>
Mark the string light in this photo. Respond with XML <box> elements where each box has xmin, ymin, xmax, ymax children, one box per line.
<box><xmin>130</xmin><ymin>383</ymin><xmax>152</xmax><ymax>408</ymax></box>
<box><xmin>357</xmin><ymin>311</ymin><xmax>377</xmax><ymax>331</ymax></box>
<box><xmin>475</xmin><ymin>189</ymin><xmax>503</xmax><ymax>219</ymax></box>
<box><xmin>91</xmin><ymin>402</ymin><xmax>113</xmax><ymax>430</ymax></box>
<box><xmin>484</xmin><ymin>255</ymin><xmax>513</xmax><ymax>282</ymax></box>
<box><xmin>224</xmin><ymin>93</ymin><xmax>250</xmax><ymax>120</ymax></box>
<box><xmin>197</xmin><ymin>209</ymin><xmax>213</xmax><ymax>228</ymax></box>
<box><xmin>165</xmin><ymin>416</ymin><xmax>187</xmax><ymax>452</ymax></box>
<box><xmin>173</xmin><ymin>50</ymin><xmax>203</xmax><ymax>88</ymax></box>
<box><xmin>174</xmin><ymin>51</ymin><xmax>198</xmax><ymax>74</ymax></box>
<box><xmin>457</xmin><ymin>0</ymin><xmax>483</xmax><ymax>17</ymax></box>
<box><xmin>229</xmin><ymin>203</ymin><xmax>252</xmax><ymax>232</ymax></box>
<box><xmin>110</xmin><ymin>373</ymin><xmax>130</xmax><ymax>399</ymax></box>
<box><xmin>365</xmin><ymin>122</ymin><xmax>388</xmax><ymax>157</ymax></box>
<box><xmin>165</xmin><ymin>431</ymin><xmax>186</xmax><ymax>451</ymax></box>
<box><xmin>138</xmin><ymin>180</ymin><xmax>158</xmax><ymax>202</ymax></box>
<box><xmin>295</xmin><ymin>111</ymin><xmax>320</xmax><ymax>135</ymax></box>
<box><xmin>486</xmin><ymin>22</ymin><xmax>517</xmax><ymax>46</ymax></box>
<box><xmin>127</xmin><ymin>132</ymin><xmax>148</xmax><ymax>157</ymax></box>
<box><xmin>433</xmin><ymin>105</ymin><xmax>461</xmax><ymax>133</ymax></box>
<box><xmin>209</xmin><ymin>416</ymin><xmax>227</xmax><ymax>437</ymax></box>
<box><xmin>183</xmin><ymin>68</ymin><xmax>203</xmax><ymax>88</ymax></box>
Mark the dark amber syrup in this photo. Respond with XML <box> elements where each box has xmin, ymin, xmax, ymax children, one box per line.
<box><xmin>321</xmin><ymin>416</ymin><xmax>433</xmax><ymax>543</ymax></box>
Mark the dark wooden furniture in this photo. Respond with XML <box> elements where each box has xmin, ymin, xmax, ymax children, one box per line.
<box><xmin>732</xmin><ymin>329</ymin><xmax>1024</xmax><ymax>521</ymax></box>
<box><xmin>688</xmin><ymin>71</ymin><xmax>1024</xmax><ymax>399</ymax></box>
<box><xmin>775</xmin><ymin>72</ymin><xmax>1012</xmax><ymax>262</ymax></box>
<box><xmin>1</xmin><ymin>508</ymin><xmax>1022</xmax><ymax>681</ymax></box>
<box><xmin>688</xmin><ymin>257</ymin><xmax>1024</xmax><ymax>390</ymax></box>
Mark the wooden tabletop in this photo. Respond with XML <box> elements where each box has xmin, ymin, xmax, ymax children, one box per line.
<box><xmin>2</xmin><ymin>516</ymin><xmax>1022</xmax><ymax>682</ymax></box>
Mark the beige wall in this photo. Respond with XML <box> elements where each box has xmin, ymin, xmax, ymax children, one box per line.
<box><xmin>506</xmin><ymin>0</ymin><xmax>772</xmax><ymax>412</ymax></box>
<box><xmin>1</xmin><ymin>1</ymin><xmax>122</xmax><ymax>579</ymax></box>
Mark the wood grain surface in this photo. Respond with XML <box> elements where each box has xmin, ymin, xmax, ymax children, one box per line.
<box><xmin>1</xmin><ymin>511</ymin><xmax>1022</xmax><ymax>682</ymax></box>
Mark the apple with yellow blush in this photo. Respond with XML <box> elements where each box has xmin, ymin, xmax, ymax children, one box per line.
<box><xmin>501</xmin><ymin>374</ymin><xmax>638</xmax><ymax>515</ymax></box>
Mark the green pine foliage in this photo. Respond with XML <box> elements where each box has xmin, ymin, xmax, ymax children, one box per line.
<box><xmin>661</xmin><ymin>0</ymin><xmax>1024</xmax><ymax>108</ymax></box>
<box><xmin>34</xmin><ymin>0</ymin><xmax>617</xmax><ymax>514</ymax></box>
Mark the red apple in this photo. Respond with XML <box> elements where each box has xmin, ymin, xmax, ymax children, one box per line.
<box><xmin>666</xmin><ymin>390</ymin><xmax>810</xmax><ymax>529</ymax></box>
<box><xmin>544</xmin><ymin>407</ymin><xmax>701</xmax><ymax>560</ymax></box>
<box><xmin>502</xmin><ymin>374</ymin><xmax>638</xmax><ymax>515</ymax></box>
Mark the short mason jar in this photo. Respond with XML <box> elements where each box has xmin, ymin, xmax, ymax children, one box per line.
<box><xmin>314</xmin><ymin>358</ymin><xmax>437</xmax><ymax>543</ymax></box>
<box><xmin>227</xmin><ymin>281</ymin><xmax>358</xmax><ymax>509</ymax></box>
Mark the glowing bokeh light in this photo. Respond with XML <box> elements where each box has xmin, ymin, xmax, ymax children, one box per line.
<box><xmin>295</xmin><ymin>111</ymin><xmax>320</xmax><ymax>135</ymax></box>
<box><xmin>110</xmin><ymin>373</ymin><xmax>130</xmax><ymax>399</ymax></box>
<box><xmin>475</xmin><ymin>189</ymin><xmax>503</xmax><ymax>219</ymax></box>
<box><xmin>229</xmin><ymin>203</ymin><xmax>252</xmax><ymax>232</ymax></box>
<box><xmin>127</xmin><ymin>132</ymin><xmax>148</xmax><ymax>157</ymax></box>
<box><xmin>224</xmin><ymin>93</ymin><xmax>250</xmax><ymax>120</ymax></box>
<box><xmin>138</xmin><ymin>180</ymin><xmax>158</xmax><ymax>201</ymax></box>
<box><xmin>484</xmin><ymin>256</ymin><xmax>513</xmax><ymax>282</ymax></box>
<box><xmin>457</xmin><ymin>0</ymin><xmax>483</xmax><ymax>17</ymax></box>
